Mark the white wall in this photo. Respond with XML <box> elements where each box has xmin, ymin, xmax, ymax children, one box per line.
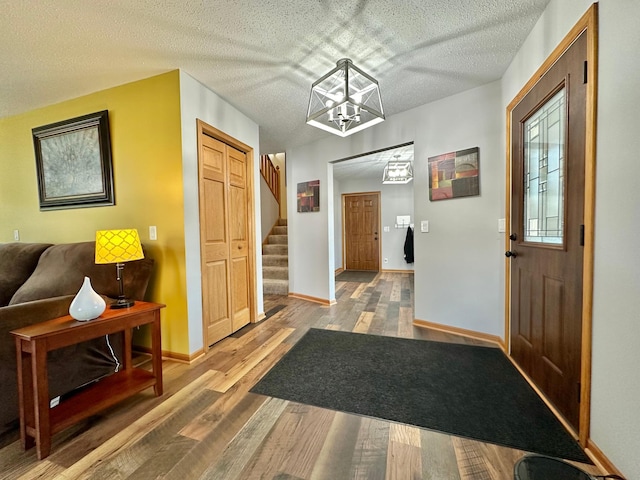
<box><xmin>179</xmin><ymin>71</ymin><xmax>263</xmax><ymax>354</ymax></box>
<box><xmin>286</xmin><ymin>149</ymin><xmax>336</xmax><ymax>301</ymax></box>
<box><xmin>413</xmin><ymin>83</ymin><xmax>503</xmax><ymax>336</ymax></box>
<box><xmin>287</xmin><ymin>80</ymin><xmax>503</xmax><ymax>338</ymax></box>
<box><xmin>333</xmin><ymin>178</ymin><xmax>343</xmax><ymax>269</ymax></box>
<box><xmin>260</xmin><ymin>175</ymin><xmax>279</xmax><ymax>242</ymax></box>
<box><xmin>591</xmin><ymin>2</ymin><xmax>640</xmax><ymax>477</ymax></box>
<box><xmin>335</xmin><ymin>177</ymin><xmax>415</xmax><ymax>272</ymax></box>
<box><xmin>503</xmin><ymin>1</ymin><xmax>640</xmax><ymax>477</ymax></box>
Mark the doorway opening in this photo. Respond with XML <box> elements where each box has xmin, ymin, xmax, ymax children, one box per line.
<box><xmin>331</xmin><ymin>143</ymin><xmax>415</xmax><ymax>285</ymax></box>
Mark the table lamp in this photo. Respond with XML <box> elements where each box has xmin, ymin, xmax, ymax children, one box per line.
<box><xmin>95</xmin><ymin>229</ymin><xmax>144</xmax><ymax>309</ymax></box>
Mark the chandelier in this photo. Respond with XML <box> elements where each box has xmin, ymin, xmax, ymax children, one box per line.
<box><xmin>306</xmin><ymin>58</ymin><xmax>384</xmax><ymax>137</ymax></box>
<box><xmin>382</xmin><ymin>155</ymin><xmax>413</xmax><ymax>184</ymax></box>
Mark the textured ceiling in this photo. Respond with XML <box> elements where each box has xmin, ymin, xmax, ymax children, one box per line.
<box><xmin>0</xmin><ymin>0</ymin><xmax>550</xmax><ymax>154</ymax></box>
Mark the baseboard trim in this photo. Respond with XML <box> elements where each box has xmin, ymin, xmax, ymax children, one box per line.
<box><xmin>381</xmin><ymin>268</ymin><xmax>414</xmax><ymax>273</ymax></box>
<box><xmin>134</xmin><ymin>345</ymin><xmax>204</xmax><ymax>364</ymax></box>
<box><xmin>335</xmin><ymin>267</ymin><xmax>344</xmax><ymax>275</ymax></box>
<box><xmin>412</xmin><ymin>319</ymin><xmax>505</xmax><ymax>349</ymax></box>
<box><xmin>288</xmin><ymin>292</ymin><xmax>336</xmax><ymax>306</ymax></box>
<box><xmin>585</xmin><ymin>438</ymin><xmax>625</xmax><ymax>478</ymax></box>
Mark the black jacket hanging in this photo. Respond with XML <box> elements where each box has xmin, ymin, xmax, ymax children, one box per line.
<box><xmin>404</xmin><ymin>226</ymin><xmax>414</xmax><ymax>264</ymax></box>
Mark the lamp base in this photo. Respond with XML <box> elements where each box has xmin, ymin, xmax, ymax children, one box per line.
<box><xmin>110</xmin><ymin>298</ymin><xmax>135</xmax><ymax>309</ymax></box>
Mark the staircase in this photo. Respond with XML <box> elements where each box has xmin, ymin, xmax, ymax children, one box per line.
<box><xmin>262</xmin><ymin>218</ymin><xmax>289</xmax><ymax>295</ymax></box>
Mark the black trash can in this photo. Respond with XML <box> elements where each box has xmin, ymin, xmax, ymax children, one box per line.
<box><xmin>514</xmin><ymin>454</ymin><xmax>595</xmax><ymax>480</ymax></box>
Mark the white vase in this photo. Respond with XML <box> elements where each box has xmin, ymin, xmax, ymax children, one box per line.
<box><xmin>69</xmin><ymin>276</ymin><xmax>106</xmax><ymax>321</ymax></box>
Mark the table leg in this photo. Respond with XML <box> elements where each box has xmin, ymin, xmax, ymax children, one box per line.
<box><xmin>15</xmin><ymin>338</ymin><xmax>34</xmax><ymax>451</ymax></box>
<box><xmin>123</xmin><ymin>329</ymin><xmax>132</xmax><ymax>371</ymax></box>
<box><xmin>32</xmin><ymin>340</ymin><xmax>51</xmax><ymax>460</ymax></box>
<box><xmin>152</xmin><ymin>311</ymin><xmax>163</xmax><ymax>396</ymax></box>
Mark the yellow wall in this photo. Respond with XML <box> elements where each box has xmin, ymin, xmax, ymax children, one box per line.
<box><xmin>0</xmin><ymin>70</ymin><xmax>190</xmax><ymax>355</ymax></box>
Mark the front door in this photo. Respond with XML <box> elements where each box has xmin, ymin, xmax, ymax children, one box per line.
<box><xmin>344</xmin><ymin>193</ymin><xmax>380</xmax><ymax>271</ymax></box>
<box><xmin>509</xmin><ymin>31</ymin><xmax>587</xmax><ymax>430</ymax></box>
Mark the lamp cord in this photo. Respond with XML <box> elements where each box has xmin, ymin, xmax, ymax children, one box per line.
<box><xmin>105</xmin><ymin>334</ymin><xmax>121</xmax><ymax>372</ymax></box>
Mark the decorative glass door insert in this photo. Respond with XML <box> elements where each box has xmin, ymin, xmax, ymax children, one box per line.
<box><xmin>523</xmin><ymin>88</ymin><xmax>566</xmax><ymax>244</ymax></box>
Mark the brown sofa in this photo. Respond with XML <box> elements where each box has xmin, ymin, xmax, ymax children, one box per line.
<box><xmin>0</xmin><ymin>241</ymin><xmax>154</xmax><ymax>434</ymax></box>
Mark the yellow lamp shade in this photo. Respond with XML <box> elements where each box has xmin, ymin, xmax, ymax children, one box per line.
<box><xmin>95</xmin><ymin>229</ymin><xmax>144</xmax><ymax>264</ymax></box>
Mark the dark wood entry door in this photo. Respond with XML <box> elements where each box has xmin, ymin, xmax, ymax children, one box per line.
<box><xmin>344</xmin><ymin>193</ymin><xmax>380</xmax><ymax>271</ymax></box>
<box><xmin>509</xmin><ymin>31</ymin><xmax>587</xmax><ymax>430</ymax></box>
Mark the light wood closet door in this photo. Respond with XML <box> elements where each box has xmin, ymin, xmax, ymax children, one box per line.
<box><xmin>199</xmin><ymin>135</ymin><xmax>251</xmax><ymax>346</ymax></box>
<box><xmin>227</xmin><ymin>145</ymin><xmax>251</xmax><ymax>332</ymax></box>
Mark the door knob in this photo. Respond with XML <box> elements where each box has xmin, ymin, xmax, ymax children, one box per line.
<box><xmin>505</xmin><ymin>251</ymin><xmax>517</xmax><ymax>258</ymax></box>
<box><xmin>509</xmin><ymin>233</ymin><xmax>517</xmax><ymax>241</ymax></box>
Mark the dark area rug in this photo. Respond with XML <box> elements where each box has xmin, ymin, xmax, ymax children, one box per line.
<box><xmin>250</xmin><ymin>328</ymin><xmax>590</xmax><ymax>463</ymax></box>
<box><xmin>335</xmin><ymin>270</ymin><xmax>378</xmax><ymax>283</ymax></box>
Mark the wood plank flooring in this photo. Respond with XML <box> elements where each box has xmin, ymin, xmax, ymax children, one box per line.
<box><xmin>0</xmin><ymin>272</ymin><xmax>600</xmax><ymax>479</ymax></box>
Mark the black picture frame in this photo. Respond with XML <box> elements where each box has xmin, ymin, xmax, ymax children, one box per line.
<box><xmin>32</xmin><ymin>110</ymin><xmax>114</xmax><ymax>210</ymax></box>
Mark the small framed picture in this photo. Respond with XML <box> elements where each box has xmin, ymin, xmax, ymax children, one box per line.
<box><xmin>428</xmin><ymin>147</ymin><xmax>480</xmax><ymax>201</ymax></box>
<box><xmin>297</xmin><ymin>180</ymin><xmax>320</xmax><ymax>212</ymax></box>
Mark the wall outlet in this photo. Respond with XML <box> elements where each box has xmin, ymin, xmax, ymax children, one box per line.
<box><xmin>420</xmin><ymin>220</ymin><xmax>429</xmax><ymax>233</ymax></box>
<box><xmin>149</xmin><ymin>226</ymin><xmax>157</xmax><ymax>240</ymax></box>
<box><xmin>13</xmin><ymin>229</ymin><xmax>19</xmax><ymax>241</ymax></box>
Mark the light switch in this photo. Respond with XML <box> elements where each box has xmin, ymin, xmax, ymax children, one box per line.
<box><xmin>498</xmin><ymin>218</ymin><xmax>506</xmax><ymax>233</ymax></box>
<box><xmin>149</xmin><ymin>226</ymin><xmax>157</xmax><ymax>240</ymax></box>
<box><xmin>383</xmin><ymin>226</ymin><xmax>390</xmax><ymax>232</ymax></box>
<box><xmin>421</xmin><ymin>220</ymin><xmax>429</xmax><ymax>233</ymax></box>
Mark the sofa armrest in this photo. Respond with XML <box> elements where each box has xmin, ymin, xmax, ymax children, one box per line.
<box><xmin>0</xmin><ymin>295</ymin><xmax>75</xmax><ymax>334</ymax></box>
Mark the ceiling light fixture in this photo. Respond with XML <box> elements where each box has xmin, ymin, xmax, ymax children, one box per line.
<box><xmin>306</xmin><ymin>58</ymin><xmax>384</xmax><ymax>137</ymax></box>
<box><xmin>383</xmin><ymin>155</ymin><xmax>413</xmax><ymax>184</ymax></box>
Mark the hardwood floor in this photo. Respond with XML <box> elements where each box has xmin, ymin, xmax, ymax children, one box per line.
<box><xmin>0</xmin><ymin>272</ymin><xmax>600</xmax><ymax>479</ymax></box>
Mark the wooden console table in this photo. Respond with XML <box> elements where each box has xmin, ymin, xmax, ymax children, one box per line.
<box><xmin>11</xmin><ymin>301</ymin><xmax>165</xmax><ymax>460</ymax></box>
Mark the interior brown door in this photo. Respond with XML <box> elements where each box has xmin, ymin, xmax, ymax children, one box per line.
<box><xmin>344</xmin><ymin>193</ymin><xmax>380</xmax><ymax>271</ymax></box>
<box><xmin>198</xmin><ymin>127</ymin><xmax>252</xmax><ymax>347</ymax></box>
<box><xmin>509</xmin><ymin>32</ymin><xmax>587</xmax><ymax>429</ymax></box>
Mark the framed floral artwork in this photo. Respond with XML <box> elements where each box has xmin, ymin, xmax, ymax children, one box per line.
<box><xmin>32</xmin><ymin>110</ymin><xmax>114</xmax><ymax>210</ymax></box>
